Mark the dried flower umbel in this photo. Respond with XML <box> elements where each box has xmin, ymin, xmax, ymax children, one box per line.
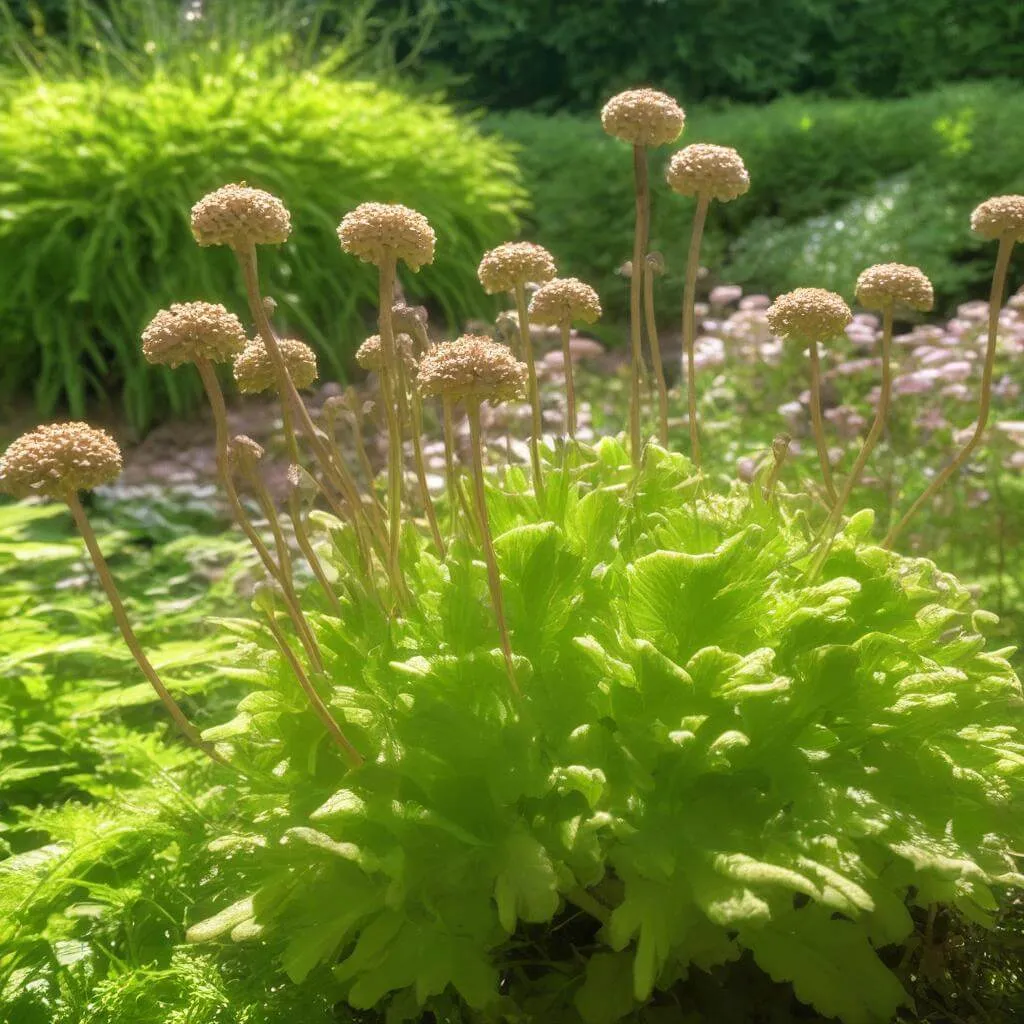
<box><xmin>234</xmin><ymin>337</ymin><xmax>319</xmax><ymax>395</ymax></box>
<box><xmin>667</xmin><ymin>144</ymin><xmax>750</xmax><ymax>467</ymax></box>
<box><xmin>339</xmin><ymin>202</ymin><xmax>437</xmax><ymax>595</ymax></box>
<box><xmin>0</xmin><ymin>423</ymin><xmax>211</xmax><ymax>755</ymax></box>
<box><xmin>529</xmin><ymin>277</ymin><xmax>601</xmax><ymax>438</ymax></box>
<box><xmin>602</xmin><ymin>88</ymin><xmax>685</xmax><ymax>467</ymax></box>
<box><xmin>418</xmin><ymin>336</ymin><xmax>526</xmax><ymax>694</ymax></box>
<box><xmin>478</xmin><ymin>241</ymin><xmax>557</xmax><ymax>499</ymax></box>
<box><xmin>766</xmin><ymin>288</ymin><xmax>852</xmax><ymax>503</ymax></box>
<box><xmin>886</xmin><ymin>197</ymin><xmax>1024</xmax><ymax>547</ymax></box>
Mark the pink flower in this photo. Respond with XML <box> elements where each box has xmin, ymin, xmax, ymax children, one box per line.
<box><xmin>941</xmin><ymin>383</ymin><xmax>972</xmax><ymax>401</ymax></box>
<box><xmin>938</xmin><ymin>360</ymin><xmax>972</xmax><ymax>383</ymax></box>
<box><xmin>739</xmin><ymin>294</ymin><xmax>771</xmax><ymax>311</ymax></box>
<box><xmin>957</xmin><ymin>300</ymin><xmax>989</xmax><ymax>321</ymax></box>
<box><xmin>736</xmin><ymin>456</ymin><xmax>758</xmax><ymax>482</ymax></box>
<box><xmin>893</xmin><ymin>369</ymin><xmax>940</xmax><ymax>394</ymax></box>
<box><xmin>710</xmin><ymin>285</ymin><xmax>743</xmax><ymax>306</ymax></box>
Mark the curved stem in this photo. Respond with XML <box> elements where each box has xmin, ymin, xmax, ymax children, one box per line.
<box><xmin>514</xmin><ymin>281</ymin><xmax>545</xmax><ymax>502</ymax></box>
<box><xmin>467</xmin><ymin>403</ymin><xmax>519</xmax><ymax>699</ymax></box>
<box><xmin>808</xmin><ymin>305</ymin><xmax>894</xmax><ymax>579</ymax></box>
<box><xmin>288</xmin><ymin>492</ymin><xmax>344</xmax><ymax>616</ymax></box>
<box><xmin>262</xmin><ymin>607</ymin><xmax>362</xmax><ymax>768</ymax></box>
<box><xmin>442</xmin><ymin>398</ymin><xmax>462</xmax><ymax>538</ymax></box>
<box><xmin>629</xmin><ymin>144</ymin><xmax>651</xmax><ymax>467</ymax></box>
<box><xmin>65</xmin><ymin>491</ymin><xmax>209</xmax><ymax>753</ymax></box>
<box><xmin>682</xmin><ymin>193</ymin><xmax>710</xmax><ymax>468</ymax></box>
<box><xmin>560</xmin><ymin>321</ymin><xmax>577</xmax><ymax>439</ymax></box>
<box><xmin>885</xmin><ymin>237</ymin><xmax>1015</xmax><ymax>549</ymax></box>
<box><xmin>643</xmin><ymin>260</ymin><xmax>669</xmax><ymax>446</ymax></box>
<box><xmin>411</xmin><ymin>388</ymin><xmax>446</xmax><ymax>556</ymax></box>
<box><xmin>376</xmin><ymin>256</ymin><xmax>405</xmax><ymax>594</ymax></box>
<box><xmin>763</xmin><ymin>435</ymin><xmax>791</xmax><ymax>504</ymax></box>
<box><xmin>807</xmin><ymin>337</ymin><xmax>837</xmax><ymax>504</ymax></box>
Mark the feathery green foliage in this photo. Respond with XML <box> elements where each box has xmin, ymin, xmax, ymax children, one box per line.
<box><xmin>171</xmin><ymin>439</ymin><xmax>1023</xmax><ymax>1023</ymax></box>
<box><xmin>0</xmin><ymin>4</ymin><xmax>523</xmax><ymax>430</ymax></box>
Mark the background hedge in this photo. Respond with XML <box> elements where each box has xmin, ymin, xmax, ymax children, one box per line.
<box><xmin>487</xmin><ymin>82</ymin><xmax>1024</xmax><ymax>329</ymax></box>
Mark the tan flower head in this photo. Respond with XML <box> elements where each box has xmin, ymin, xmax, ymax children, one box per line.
<box><xmin>856</xmin><ymin>263</ymin><xmax>934</xmax><ymax>312</ymax></box>
<box><xmin>666</xmin><ymin>144</ymin><xmax>750</xmax><ymax>202</ymax></box>
<box><xmin>355</xmin><ymin>333</ymin><xmax>415</xmax><ymax>371</ymax></box>
<box><xmin>766</xmin><ymin>288</ymin><xmax>852</xmax><ymax>342</ymax></box>
<box><xmin>477</xmin><ymin>242</ymin><xmax>557</xmax><ymax>294</ymax></box>
<box><xmin>337</xmin><ymin>202</ymin><xmax>435</xmax><ymax>270</ymax></box>
<box><xmin>190</xmin><ymin>184</ymin><xmax>291</xmax><ymax>249</ymax></box>
<box><xmin>233</xmin><ymin>337</ymin><xmax>318</xmax><ymax>394</ymax></box>
<box><xmin>417</xmin><ymin>335</ymin><xmax>526</xmax><ymax>405</ymax></box>
<box><xmin>528</xmin><ymin>277</ymin><xmax>602</xmax><ymax>326</ymax></box>
<box><xmin>970</xmin><ymin>195</ymin><xmax>1024</xmax><ymax>242</ymax></box>
<box><xmin>0</xmin><ymin>422</ymin><xmax>122</xmax><ymax>499</ymax></box>
<box><xmin>601</xmin><ymin>88</ymin><xmax>685</xmax><ymax>147</ymax></box>
<box><xmin>227</xmin><ymin>435</ymin><xmax>265</xmax><ymax>470</ymax></box>
<box><xmin>141</xmin><ymin>302</ymin><xmax>247</xmax><ymax>368</ymax></box>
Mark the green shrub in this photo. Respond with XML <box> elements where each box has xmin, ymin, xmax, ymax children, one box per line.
<box><xmin>375</xmin><ymin>0</ymin><xmax>1024</xmax><ymax>112</ymax></box>
<box><xmin>168</xmin><ymin>441</ymin><xmax>1023</xmax><ymax>1023</ymax></box>
<box><xmin>0</xmin><ymin>25</ymin><xmax>523</xmax><ymax>431</ymax></box>
<box><xmin>488</xmin><ymin>83</ymin><xmax>1024</xmax><ymax>324</ymax></box>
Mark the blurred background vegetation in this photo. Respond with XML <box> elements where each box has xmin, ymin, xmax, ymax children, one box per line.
<box><xmin>0</xmin><ymin>0</ymin><xmax>1022</xmax><ymax>430</ymax></box>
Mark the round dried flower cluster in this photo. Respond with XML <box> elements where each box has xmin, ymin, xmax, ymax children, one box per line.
<box><xmin>337</xmin><ymin>203</ymin><xmax>436</xmax><ymax>271</ymax></box>
<box><xmin>355</xmin><ymin>333</ymin><xmax>416</xmax><ymax>371</ymax></box>
<box><xmin>855</xmin><ymin>263</ymin><xmax>934</xmax><ymax>312</ymax></box>
<box><xmin>417</xmin><ymin>336</ymin><xmax>526</xmax><ymax>405</ymax></box>
<box><xmin>970</xmin><ymin>195</ymin><xmax>1024</xmax><ymax>242</ymax></box>
<box><xmin>190</xmin><ymin>184</ymin><xmax>291</xmax><ymax>249</ymax></box>
<box><xmin>141</xmin><ymin>302</ymin><xmax>247</xmax><ymax>368</ymax></box>
<box><xmin>766</xmin><ymin>288</ymin><xmax>852</xmax><ymax>342</ymax></box>
<box><xmin>600</xmin><ymin>88</ymin><xmax>685</xmax><ymax>147</ymax></box>
<box><xmin>666</xmin><ymin>144</ymin><xmax>750</xmax><ymax>202</ymax></box>
<box><xmin>233</xmin><ymin>337</ymin><xmax>318</xmax><ymax>394</ymax></box>
<box><xmin>528</xmin><ymin>277</ymin><xmax>602</xmax><ymax>326</ymax></box>
<box><xmin>0</xmin><ymin>422</ymin><xmax>122</xmax><ymax>498</ymax></box>
<box><xmin>477</xmin><ymin>242</ymin><xmax>557</xmax><ymax>295</ymax></box>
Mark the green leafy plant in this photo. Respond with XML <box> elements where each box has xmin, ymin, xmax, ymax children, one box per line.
<box><xmin>0</xmin><ymin>1</ymin><xmax>523</xmax><ymax>430</ymax></box>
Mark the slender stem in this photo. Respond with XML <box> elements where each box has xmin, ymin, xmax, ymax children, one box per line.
<box><xmin>564</xmin><ymin>885</ymin><xmax>610</xmax><ymax>925</ymax></box>
<box><xmin>410</xmin><ymin>388</ymin><xmax>446</xmax><ymax>556</ymax></box>
<box><xmin>288</xmin><ymin>492</ymin><xmax>343</xmax><ymax>616</ymax></box>
<box><xmin>559</xmin><ymin>321</ymin><xmax>577</xmax><ymax>439</ymax></box>
<box><xmin>885</xmin><ymin>237</ymin><xmax>1015</xmax><ymax>548</ymax></box>
<box><xmin>65</xmin><ymin>491</ymin><xmax>208</xmax><ymax>751</ymax></box>
<box><xmin>376</xmin><ymin>256</ymin><xmax>405</xmax><ymax>593</ymax></box>
<box><xmin>763</xmin><ymin>436</ymin><xmax>791</xmax><ymax>504</ymax></box>
<box><xmin>514</xmin><ymin>281</ymin><xmax>545</xmax><ymax>501</ymax></box>
<box><xmin>467</xmin><ymin>403</ymin><xmax>520</xmax><ymax>699</ymax></box>
<box><xmin>279</xmin><ymin>394</ymin><xmax>302</xmax><ymax>467</ymax></box>
<box><xmin>643</xmin><ymin>260</ymin><xmax>669</xmax><ymax>446</ymax></box>
<box><xmin>262</xmin><ymin>608</ymin><xmax>362</xmax><ymax>768</ymax></box>
<box><xmin>808</xmin><ymin>306</ymin><xmax>894</xmax><ymax>579</ymax></box>
<box><xmin>442</xmin><ymin>398</ymin><xmax>461</xmax><ymax>538</ymax></box>
<box><xmin>807</xmin><ymin>336</ymin><xmax>837</xmax><ymax>504</ymax></box>
<box><xmin>629</xmin><ymin>144</ymin><xmax>651</xmax><ymax>467</ymax></box>
<box><xmin>682</xmin><ymin>193</ymin><xmax>710</xmax><ymax>468</ymax></box>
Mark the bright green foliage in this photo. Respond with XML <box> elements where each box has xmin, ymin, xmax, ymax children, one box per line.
<box><xmin>489</xmin><ymin>82</ymin><xmax>1024</xmax><ymax>323</ymax></box>
<box><xmin>0</xmin><ymin>29</ymin><xmax>523</xmax><ymax>429</ymax></box>
<box><xmin>183</xmin><ymin>439</ymin><xmax>1024</xmax><ymax>1022</ymax></box>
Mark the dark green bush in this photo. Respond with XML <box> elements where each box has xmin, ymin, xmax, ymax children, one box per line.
<box><xmin>380</xmin><ymin>0</ymin><xmax>1024</xmax><ymax>111</ymax></box>
<box><xmin>0</xmin><ymin>6</ymin><xmax>523</xmax><ymax>432</ymax></box>
<box><xmin>488</xmin><ymin>82</ymin><xmax>1024</xmax><ymax>325</ymax></box>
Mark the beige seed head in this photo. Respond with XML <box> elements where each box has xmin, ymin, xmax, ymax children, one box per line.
<box><xmin>227</xmin><ymin>435</ymin><xmax>265</xmax><ymax>470</ymax></box>
<box><xmin>666</xmin><ymin>144</ymin><xmax>750</xmax><ymax>202</ymax></box>
<box><xmin>141</xmin><ymin>302</ymin><xmax>247</xmax><ymax>368</ymax></box>
<box><xmin>355</xmin><ymin>333</ymin><xmax>416</xmax><ymax>372</ymax></box>
<box><xmin>0</xmin><ymin>422</ymin><xmax>122</xmax><ymax>499</ymax></box>
<box><xmin>970</xmin><ymin>195</ymin><xmax>1024</xmax><ymax>242</ymax></box>
<box><xmin>855</xmin><ymin>263</ymin><xmax>934</xmax><ymax>312</ymax></box>
<box><xmin>233</xmin><ymin>337</ymin><xmax>318</xmax><ymax>394</ymax></box>
<box><xmin>528</xmin><ymin>277</ymin><xmax>602</xmax><ymax>326</ymax></box>
<box><xmin>417</xmin><ymin>335</ymin><xmax>526</xmax><ymax>405</ymax></box>
<box><xmin>477</xmin><ymin>242</ymin><xmax>557</xmax><ymax>294</ymax></box>
<box><xmin>337</xmin><ymin>202</ymin><xmax>436</xmax><ymax>271</ymax></box>
<box><xmin>600</xmin><ymin>88</ymin><xmax>685</xmax><ymax>147</ymax></box>
<box><xmin>190</xmin><ymin>184</ymin><xmax>291</xmax><ymax>249</ymax></box>
<box><xmin>766</xmin><ymin>288</ymin><xmax>852</xmax><ymax>342</ymax></box>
